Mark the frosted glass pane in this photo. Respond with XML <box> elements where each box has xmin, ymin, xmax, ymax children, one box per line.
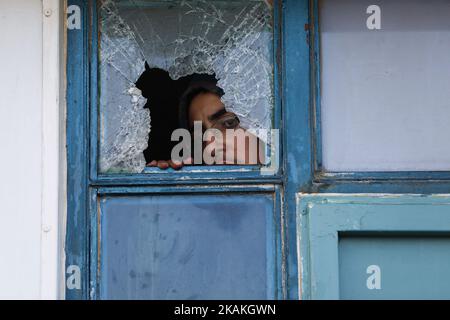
<box><xmin>339</xmin><ymin>236</ymin><xmax>450</xmax><ymax>299</ymax></box>
<box><xmin>99</xmin><ymin>194</ymin><xmax>275</xmax><ymax>299</ymax></box>
<box><xmin>320</xmin><ymin>0</ymin><xmax>450</xmax><ymax>172</ymax></box>
<box><xmin>98</xmin><ymin>0</ymin><xmax>274</xmax><ymax>173</ymax></box>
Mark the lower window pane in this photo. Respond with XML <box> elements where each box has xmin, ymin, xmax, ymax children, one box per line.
<box><xmin>99</xmin><ymin>193</ymin><xmax>275</xmax><ymax>299</ymax></box>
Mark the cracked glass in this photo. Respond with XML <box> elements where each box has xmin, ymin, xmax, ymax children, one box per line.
<box><xmin>98</xmin><ymin>0</ymin><xmax>275</xmax><ymax>173</ymax></box>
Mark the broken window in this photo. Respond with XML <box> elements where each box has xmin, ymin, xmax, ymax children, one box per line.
<box><xmin>98</xmin><ymin>0</ymin><xmax>275</xmax><ymax>173</ymax></box>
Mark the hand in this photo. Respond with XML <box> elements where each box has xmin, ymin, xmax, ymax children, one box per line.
<box><xmin>146</xmin><ymin>157</ymin><xmax>193</xmax><ymax>170</ymax></box>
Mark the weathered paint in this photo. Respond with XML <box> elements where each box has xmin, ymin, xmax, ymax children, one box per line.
<box><xmin>66</xmin><ymin>0</ymin><xmax>89</xmax><ymax>300</ymax></box>
<box><xmin>297</xmin><ymin>193</ymin><xmax>450</xmax><ymax>299</ymax></box>
<box><xmin>283</xmin><ymin>0</ymin><xmax>312</xmax><ymax>299</ymax></box>
<box><xmin>66</xmin><ymin>0</ymin><xmax>290</xmax><ymax>300</ymax></box>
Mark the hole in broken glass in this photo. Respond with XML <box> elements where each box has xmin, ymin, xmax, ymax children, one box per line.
<box><xmin>136</xmin><ymin>65</ymin><xmax>266</xmax><ymax>170</ymax></box>
<box><xmin>98</xmin><ymin>0</ymin><xmax>274</xmax><ymax>173</ymax></box>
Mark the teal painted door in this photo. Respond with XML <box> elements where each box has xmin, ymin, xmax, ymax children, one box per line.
<box><xmin>297</xmin><ymin>195</ymin><xmax>450</xmax><ymax>300</ymax></box>
<box><xmin>98</xmin><ymin>192</ymin><xmax>278</xmax><ymax>299</ymax></box>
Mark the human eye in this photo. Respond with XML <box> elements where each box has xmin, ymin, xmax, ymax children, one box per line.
<box><xmin>222</xmin><ymin>116</ymin><xmax>240</xmax><ymax>129</ymax></box>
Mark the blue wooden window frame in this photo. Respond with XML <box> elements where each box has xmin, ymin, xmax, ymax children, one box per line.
<box><xmin>296</xmin><ymin>0</ymin><xmax>450</xmax><ymax>194</ymax></box>
<box><xmin>297</xmin><ymin>194</ymin><xmax>450</xmax><ymax>299</ymax></box>
<box><xmin>66</xmin><ymin>0</ymin><xmax>311</xmax><ymax>300</ymax></box>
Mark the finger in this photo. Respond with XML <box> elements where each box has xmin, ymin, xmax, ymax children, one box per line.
<box><xmin>157</xmin><ymin>160</ymin><xmax>169</xmax><ymax>169</ymax></box>
<box><xmin>147</xmin><ymin>160</ymin><xmax>157</xmax><ymax>167</ymax></box>
<box><xmin>168</xmin><ymin>160</ymin><xmax>183</xmax><ymax>170</ymax></box>
<box><xmin>183</xmin><ymin>157</ymin><xmax>193</xmax><ymax>165</ymax></box>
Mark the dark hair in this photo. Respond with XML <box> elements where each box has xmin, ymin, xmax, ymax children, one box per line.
<box><xmin>178</xmin><ymin>82</ymin><xmax>225</xmax><ymax>130</ymax></box>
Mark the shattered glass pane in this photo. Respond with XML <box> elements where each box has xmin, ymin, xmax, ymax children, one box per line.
<box><xmin>99</xmin><ymin>0</ymin><xmax>274</xmax><ymax>173</ymax></box>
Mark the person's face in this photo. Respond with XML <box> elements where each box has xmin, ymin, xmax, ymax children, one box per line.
<box><xmin>188</xmin><ymin>92</ymin><xmax>263</xmax><ymax>164</ymax></box>
<box><xmin>189</xmin><ymin>92</ymin><xmax>233</xmax><ymax>131</ymax></box>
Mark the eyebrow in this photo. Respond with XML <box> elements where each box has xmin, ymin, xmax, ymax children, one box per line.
<box><xmin>208</xmin><ymin>108</ymin><xmax>227</xmax><ymax>121</ymax></box>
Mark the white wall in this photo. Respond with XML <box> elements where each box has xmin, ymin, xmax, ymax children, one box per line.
<box><xmin>0</xmin><ymin>0</ymin><xmax>63</xmax><ymax>299</ymax></box>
